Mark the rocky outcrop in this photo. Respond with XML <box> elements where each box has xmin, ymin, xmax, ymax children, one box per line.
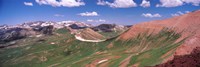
<box><xmin>32</xmin><ymin>25</ymin><xmax>54</xmax><ymax>35</ymax></box>
<box><xmin>0</xmin><ymin>28</ymin><xmax>33</xmax><ymax>44</ymax></box>
<box><xmin>0</xmin><ymin>25</ymin><xmax>54</xmax><ymax>45</ymax></box>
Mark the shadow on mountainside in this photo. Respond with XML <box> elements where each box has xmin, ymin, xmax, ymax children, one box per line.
<box><xmin>153</xmin><ymin>47</ymin><xmax>200</xmax><ymax>67</ymax></box>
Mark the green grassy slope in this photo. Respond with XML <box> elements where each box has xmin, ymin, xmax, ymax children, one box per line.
<box><xmin>0</xmin><ymin>28</ymin><xmax>186</xmax><ymax>67</ymax></box>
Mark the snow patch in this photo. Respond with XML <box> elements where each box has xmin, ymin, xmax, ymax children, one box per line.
<box><xmin>97</xmin><ymin>59</ymin><xmax>108</xmax><ymax>64</ymax></box>
<box><xmin>75</xmin><ymin>35</ymin><xmax>106</xmax><ymax>42</ymax></box>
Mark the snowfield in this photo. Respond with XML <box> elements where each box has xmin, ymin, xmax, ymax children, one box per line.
<box><xmin>75</xmin><ymin>35</ymin><xmax>106</xmax><ymax>42</ymax></box>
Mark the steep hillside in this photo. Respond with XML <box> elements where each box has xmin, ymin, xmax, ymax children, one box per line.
<box><xmin>75</xmin><ymin>28</ymin><xmax>106</xmax><ymax>42</ymax></box>
<box><xmin>117</xmin><ymin>10</ymin><xmax>200</xmax><ymax>66</ymax></box>
<box><xmin>155</xmin><ymin>10</ymin><xmax>200</xmax><ymax>56</ymax></box>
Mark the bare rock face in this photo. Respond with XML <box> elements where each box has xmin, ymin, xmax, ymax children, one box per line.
<box><xmin>0</xmin><ymin>24</ymin><xmax>54</xmax><ymax>47</ymax></box>
<box><xmin>0</xmin><ymin>27</ymin><xmax>36</xmax><ymax>48</ymax></box>
<box><xmin>33</xmin><ymin>25</ymin><xmax>54</xmax><ymax>35</ymax></box>
<box><xmin>117</xmin><ymin>10</ymin><xmax>200</xmax><ymax>64</ymax></box>
<box><xmin>0</xmin><ymin>28</ymin><xmax>31</xmax><ymax>44</ymax></box>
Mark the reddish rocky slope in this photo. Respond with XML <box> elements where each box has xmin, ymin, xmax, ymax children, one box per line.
<box><xmin>117</xmin><ymin>10</ymin><xmax>200</xmax><ymax>64</ymax></box>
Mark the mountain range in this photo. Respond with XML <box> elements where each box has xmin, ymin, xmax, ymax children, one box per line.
<box><xmin>0</xmin><ymin>10</ymin><xmax>200</xmax><ymax>67</ymax></box>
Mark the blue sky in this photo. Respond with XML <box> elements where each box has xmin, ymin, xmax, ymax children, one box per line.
<box><xmin>0</xmin><ymin>0</ymin><xmax>200</xmax><ymax>25</ymax></box>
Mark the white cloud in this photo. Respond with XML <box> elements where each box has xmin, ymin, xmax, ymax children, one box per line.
<box><xmin>87</xmin><ymin>19</ymin><xmax>106</xmax><ymax>22</ymax></box>
<box><xmin>177</xmin><ymin>11</ymin><xmax>184</xmax><ymax>15</ymax></box>
<box><xmin>97</xmin><ymin>0</ymin><xmax>107</xmax><ymax>5</ymax></box>
<box><xmin>35</xmin><ymin>0</ymin><xmax>60</xmax><ymax>7</ymax></box>
<box><xmin>142</xmin><ymin>13</ymin><xmax>162</xmax><ymax>18</ymax></box>
<box><xmin>171</xmin><ymin>14</ymin><xmax>179</xmax><ymax>16</ymax></box>
<box><xmin>60</xmin><ymin>0</ymin><xmax>85</xmax><ymax>7</ymax></box>
<box><xmin>140</xmin><ymin>0</ymin><xmax>150</xmax><ymax>8</ymax></box>
<box><xmin>185</xmin><ymin>11</ymin><xmax>190</xmax><ymax>13</ymax></box>
<box><xmin>98</xmin><ymin>19</ymin><xmax>106</xmax><ymax>22</ymax></box>
<box><xmin>182</xmin><ymin>0</ymin><xmax>200</xmax><ymax>6</ymax></box>
<box><xmin>35</xmin><ymin>0</ymin><xmax>85</xmax><ymax>7</ymax></box>
<box><xmin>78</xmin><ymin>11</ymin><xmax>99</xmax><ymax>16</ymax></box>
<box><xmin>97</xmin><ymin>0</ymin><xmax>137</xmax><ymax>8</ymax></box>
<box><xmin>54</xmin><ymin>14</ymin><xmax>64</xmax><ymax>17</ymax></box>
<box><xmin>24</xmin><ymin>2</ymin><xmax>33</xmax><ymax>6</ymax></box>
<box><xmin>156</xmin><ymin>0</ymin><xmax>183</xmax><ymax>7</ymax></box>
<box><xmin>157</xmin><ymin>0</ymin><xmax>200</xmax><ymax>7</ymax></box>
<box><xmin>171</xmin><ymin>11</ymin><xmax>190</xmax><ymax>16</ymax></box>
<box><xmin>87</xmin><ymin>19</ymin><xmax>94</xmax><ymax>22</ymax></box>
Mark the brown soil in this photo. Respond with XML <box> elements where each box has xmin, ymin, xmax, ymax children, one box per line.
<box><xmin>106</xmin><ymin>43</ymin><xmax>113</xmax><ymax>48</ymax></box>
<box><xmin>95</xmin><ymin>51</ymin><xmax>107</xmax><ymax>55</ymax></box>
<box><xmin>131</xmin><ymin>62</ymin><xmax>140</xmax><ymax>67</ymax></box>
<box><xmin>39</xmin><ymin>56</ymin><xmax>47</xmax><ymax>62</ymax></box>
<box><xmin>119</xmin><ymin>54</ymin><xmax>134</xmax><ymax>67</ymax></box>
